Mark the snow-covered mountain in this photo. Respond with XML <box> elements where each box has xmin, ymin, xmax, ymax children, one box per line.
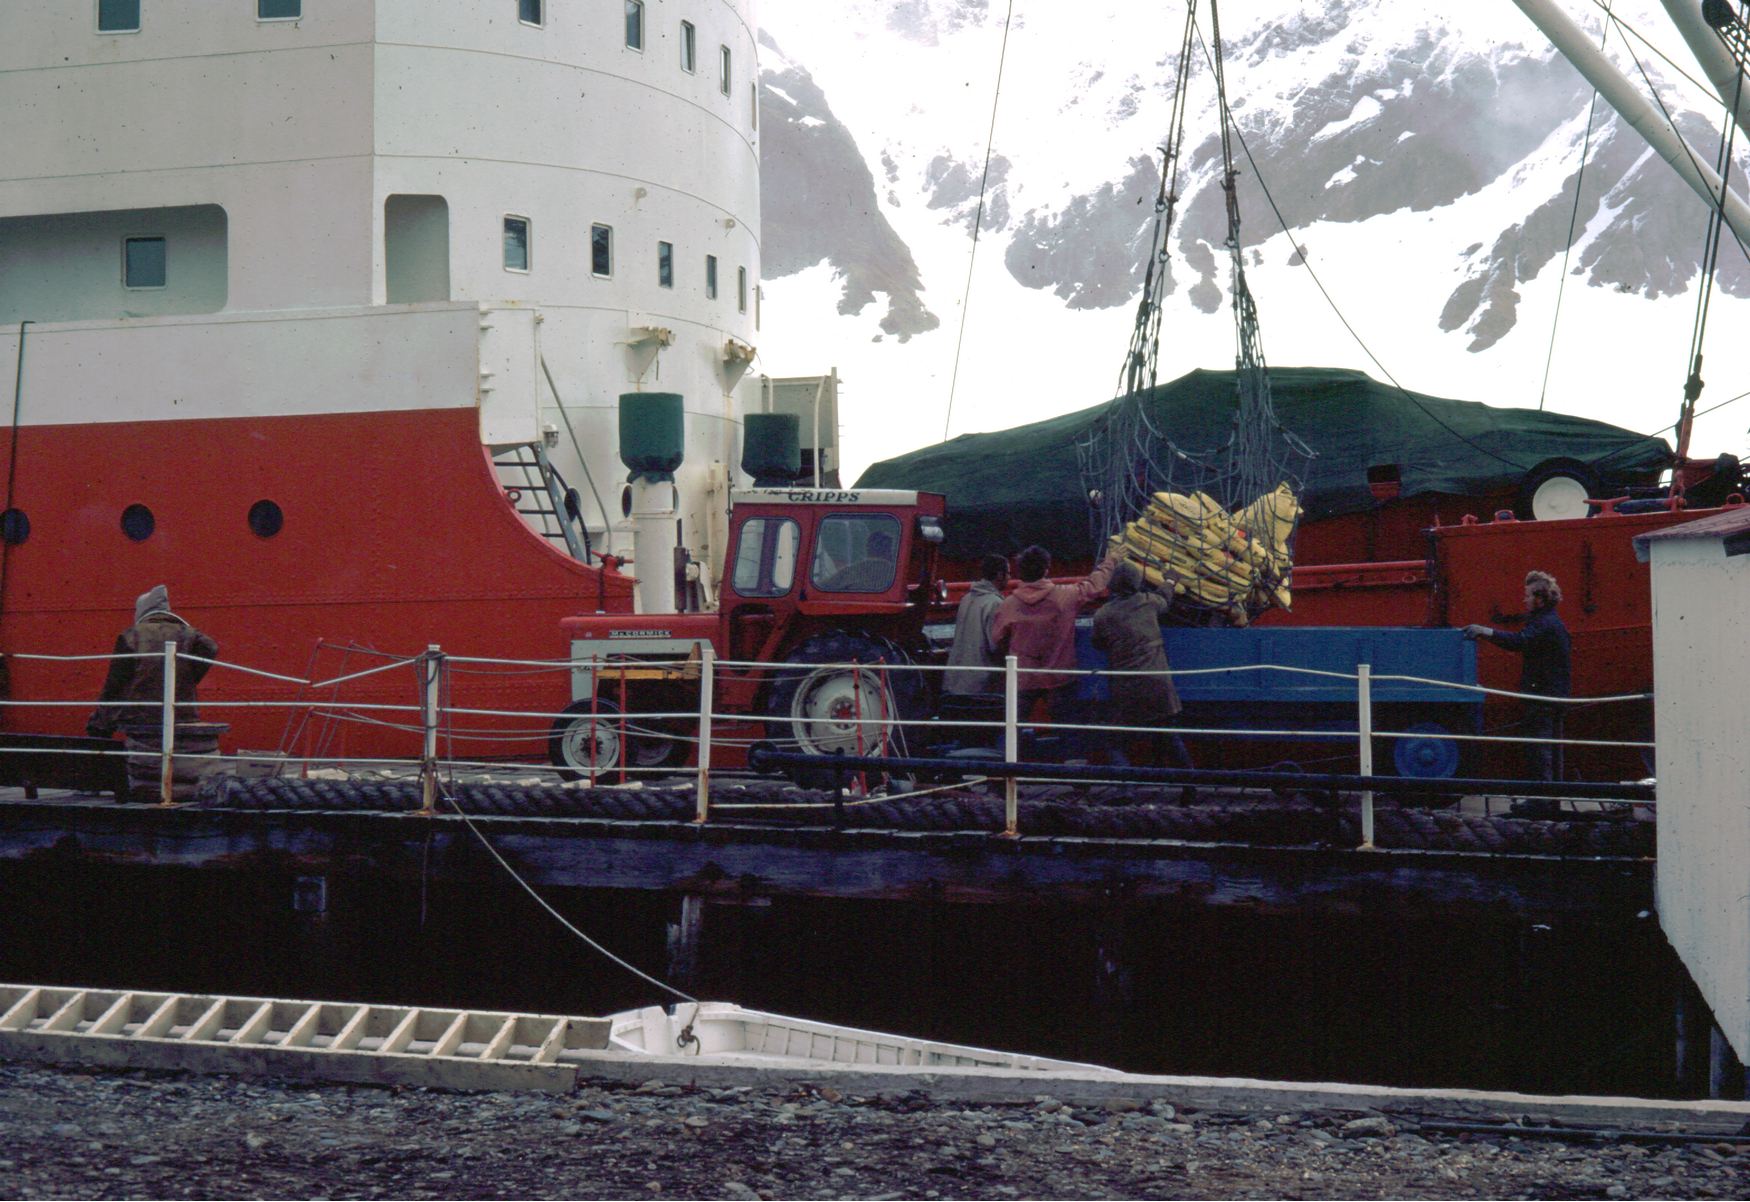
<box><xmin>755</xmin><ymin>0</ymin><xmax>1750</xmax><ymax>482</ymax></box>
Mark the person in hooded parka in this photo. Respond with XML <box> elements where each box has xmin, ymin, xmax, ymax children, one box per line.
<box><xmin>1091</xmin><ymin>561</ymin><xmax>1195</xmax><ymax>791</ymax></box>
<box><xmin>87</xmin><ymin>585</ymin><xmax>220</xmax><ymax>738</ymax></box>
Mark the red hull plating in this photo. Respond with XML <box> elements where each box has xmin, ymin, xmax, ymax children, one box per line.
<box><xmin>1270</xmin><ymin>506</ymin><xmax>1725</xmax><ymax>777</ymax></box>
<box><xmin>0</xmin><ymin>408</ymin><xmax>633</xmax><ymax>760</ymax></box>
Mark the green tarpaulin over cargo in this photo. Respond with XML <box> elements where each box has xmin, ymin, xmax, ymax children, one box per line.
<box><xmin>854</xmin><ymin>367</ymin><xmax>1672</xmax><ymax>561</ymax></box>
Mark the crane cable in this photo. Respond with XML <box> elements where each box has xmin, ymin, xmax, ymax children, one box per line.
<box><xmin>1117</xmin><ymin>3</ymin><xmax>1198</xmax><ymax>401</ymax></box>
<box><xmin>1188</xmin><ymin>22</ymin><xmax>1532</xmax><ymax>473</ymax></box>
<box><xmin>942</xmin><ymin>0</ymin><xmax>1018</xmax><ymax>443</ymax></box>
<box><xmin>1541</xmin><ymin>2</ymin><xmax>1613</xmax><ymax>411</ymax></box>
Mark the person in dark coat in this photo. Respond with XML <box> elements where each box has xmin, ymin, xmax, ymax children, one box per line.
<box><xmin>1091</xmin><ymin>561</ymin><xmax>1195</xmax><ymax>795</ymax></box>
<box><xmin>87</xmin><ymin>585</ymin><xmax>219</xmax><ymax>738</ymax></box>
<box><xmin>1464</xmin><ymin>569</ymin><xmax>1572</xmax><ymax>809</ymax></box>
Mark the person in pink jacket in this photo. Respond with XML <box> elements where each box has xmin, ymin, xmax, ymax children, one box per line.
<box><xmin>990</xmin><ymin>544</ymin><xmax>1120</xmax><ymax>722</ymax></box>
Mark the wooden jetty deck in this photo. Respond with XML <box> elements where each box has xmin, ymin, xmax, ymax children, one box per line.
<box><xmin>0</xmin><ymin>780</ymin><xmax>1653</xmax><ymax>921</ymax></box>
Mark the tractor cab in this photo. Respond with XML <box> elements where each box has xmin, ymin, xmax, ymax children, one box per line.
<box><xmin>721</xmin><ymin>488</ymin><xmax>945</xmax><ymax>661</ymax></box>
<box><xmin>554</xmin><ymin>488</ymin><xmax>946</xmax><ymax>778</ymax></box>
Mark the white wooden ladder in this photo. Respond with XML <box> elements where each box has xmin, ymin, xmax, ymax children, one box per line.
<box><xmin>0</xmin><ymin>984</ymin><xmax>610</xmax><ymax>1092</ymax></box>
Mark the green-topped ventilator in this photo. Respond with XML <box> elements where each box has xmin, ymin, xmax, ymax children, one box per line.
<box><xmin>619</xmin><ymin>392</ymin><xmax>684</xmax><ymax>613</ymax></box>
<box><xmin>619</xmin><ymin>392</ymin><xmax>685</xmax><ymax>483</ymax></box>
<box><xmin>743</xmin><ymin>413</ymin><xmax>801</xmax><ymax>488</ymax></box>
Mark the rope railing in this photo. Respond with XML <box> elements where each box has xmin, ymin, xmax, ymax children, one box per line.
<box><xmin>0</xmin><ymin>641</ymin><xmax>1658</xmax><ymax>842</ymax></box>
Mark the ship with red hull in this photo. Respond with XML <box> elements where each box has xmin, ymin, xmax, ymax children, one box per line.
<box><xmin>0</xmin><ymin>1</ymin><xmax>778</xmax><ymax>764</ymax></box>
<box><xmin>867</xmin><ymin>366</ymin><xmax>1743</xmax><ymax>781</ymax></box>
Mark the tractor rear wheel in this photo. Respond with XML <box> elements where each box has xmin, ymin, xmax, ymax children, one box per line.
<box><xmin>763</xmin><ymin>632</ymin><xmax>926</xmax><ymax>789</ymax></box>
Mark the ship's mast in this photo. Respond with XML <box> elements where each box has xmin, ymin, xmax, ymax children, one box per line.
<box><xmin>1512</xmin><ymin>0</ymin><xmax>1750</xmax><ymax>244</ymax></box>
<box><xmin>1658</xmin><ymin>0</ymin><xmax>1750</xmax><ymax>139</ymax></box>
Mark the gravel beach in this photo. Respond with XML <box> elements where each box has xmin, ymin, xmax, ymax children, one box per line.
<box><xmin>2</xmin><ymin>1062</ymin><xmax>1747</xmax><ymax>1200</ymax></box>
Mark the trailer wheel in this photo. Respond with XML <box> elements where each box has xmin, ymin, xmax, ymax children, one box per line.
<box><xmin>763</xmin><ymin>632</ymin><xmax>925</xmax><ymax>788</ymax></box>
<box><xmin>1391</xmin><ymin>721</ymin><xmax>1462</xmax><ymax>782</ymax></box>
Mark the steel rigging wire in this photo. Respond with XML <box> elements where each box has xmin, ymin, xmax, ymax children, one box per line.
<box><xmin>1542</xmin><ymin>1</ymin><xmax>1613</xmax><ymax>412</ymax></box>
<box><xmin>1116</xmin><ymin>3</ymin><xmax>1199</xmax><ymax>402</ymax></box>
<box><xmin>1671</xmin><ymin>0</ymin><xmax>1750</xmax><ymax>479</ymax></box>
<box><xmin>1184</xmin><ymin>22</ymin><xmax>1532</xmax><ymax>474</ymax></box>
<box><xmin>1192</xmin><ymin>5</ymin><xmax>1750</xmax><ymax>473</ymax></box>
<box><xmin>941</xmin><ymin>0</ymin><xmax>1018</xmax><ymax>444</ymax></box>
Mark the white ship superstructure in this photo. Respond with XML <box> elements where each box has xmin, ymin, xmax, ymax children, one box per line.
<box><xmin>1</xmin><ymin>0</ymin><xmax>763</xmax><ymax>583</ymax></box>
<box><xmin>0</xmin><ymin>0</ymin><xmax>772</xmax><ymax>756</ymax></box>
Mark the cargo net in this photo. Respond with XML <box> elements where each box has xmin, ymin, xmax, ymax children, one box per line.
<box><xmin>1077</xmin><ymin>382</ymin><xmax>1309</xmax><ymax>626</ymax></box>
<box><xmin>1075</xmin><ymin>0</ymin><xmax>1312</xmax><ymax>626</ymax></box>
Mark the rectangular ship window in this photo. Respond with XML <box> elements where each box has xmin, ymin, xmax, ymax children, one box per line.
<box><xmin>258</xmin><ymin>0</ymin><xmax>301</xmax><ymax>19</ymax></box>
<box><xmin>97</xmin><ymin>0</ymin><xmax>140</xmax><ymax>33</ymax></box>
<box><xmin>705</xmin><ymin>254</ymin><xmax>718</xmax><ymax>299</ymax></box>
<box><xmin>625</xmin><ymin>1</ymin><xmax>644</xmax><ymax>50</ymax></box>
<box><xmin>737</xmin><ymin>266</ymin><xmax>748</xmax><ymax>314</ymax></box>
<box><xmin>680</xmin><ymin>21</ymin><xmax>696</xmax><ymax>72</ymax></box>
<box><xmin>720</xmin><ymin>45</ymin><xmax>732</xmax><ymax>96</ymax></box>
<box><xmin>592</xmin><ymin>224</ymin><xmax>613</xmax><ymax>278</ymax></box>
<box><xmin>751</xmin><ymin>82</ymin><xmax>759</xmax><ymax>130</ymax></box>
<box><xmin>518</xmin><ymin>0</ymin><xmax>543</xmax><ymax>28</ymax></box>
<box><xmin>503</xmin><ymin>216</ymin><xmax>530</xmax><ymax>272</ymax></box>
<box><xmin>123</xmin><ymin>236</ymin><xmax>166</xmax><ymax>289</ymax></box>
<box><xmin>657</xmin><ymin>241</ymin><xmax>674</xmax><ymax>289</ymax></box>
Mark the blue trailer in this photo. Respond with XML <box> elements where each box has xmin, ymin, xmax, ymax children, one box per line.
<box><xmin>924</xmin><ymin>620</ymin><xmax>1481</xmax><ymax>779</ymax></box>
<box><xmin>1072</xmin><ymin>624</ymin><xmax>1481</xmax><ymax>779</ymax></box>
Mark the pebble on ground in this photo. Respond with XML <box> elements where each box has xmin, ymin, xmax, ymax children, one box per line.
<box><xmin>2</xmin><ymin>1063</ymin><xmax>1747</xmax><ymax>1200</ymax></box>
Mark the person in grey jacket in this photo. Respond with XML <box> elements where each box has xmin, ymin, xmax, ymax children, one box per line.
<box><xmin>943</xmin><ymin>554</ymin><xmax>1009</xmax><ymax>695</ymax></box>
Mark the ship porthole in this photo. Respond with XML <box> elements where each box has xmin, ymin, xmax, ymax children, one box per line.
<box><xmin>120</xmin><ymin>504</ymin><xmax>155</xmax><ymax>542</ymax></box>
<box><xmin>248</xmin><ymin>499</ymin><xmax>284</xmax><ymax>539</ymax></box>
<box><xmin>0</xmin><ymin>509</ymin><xmax>28</xmax><ymax>545</ymax></box>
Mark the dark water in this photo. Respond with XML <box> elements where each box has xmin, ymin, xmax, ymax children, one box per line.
<box><xmin>0</xmin><ymin>861</ymin><xmax>1685</xmax><ymax>1099</ymax></box>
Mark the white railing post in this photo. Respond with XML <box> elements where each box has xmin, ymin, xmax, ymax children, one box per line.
<box><xmin>419</xmin><ymin>644</ymin><xmax>441</xmax><ymax>815</ymax></box>
<box><xmin>158</xmin><ymin>641</ymin><xmax>177</xmax><ymax>806</ymax></box>
<box><xmin>1003</xmin><ymin>654</ymin><xmax>1019</xmax><ymax>837</ymax></box>
<box><xmin>1357</xmin><ymin>662</ymin><xmax>1375</xmax><ymax>850</ymax></box>
<box><xmin>694</xmin><ymin>645</ymin><xmax>715</xmax><ymax>823</ymax></box>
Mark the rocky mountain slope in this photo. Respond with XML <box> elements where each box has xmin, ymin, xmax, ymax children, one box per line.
<box><xmin>756</xmin><ymin>0</ymin><xmax>1750</xmax><ymax>477</ymax></box>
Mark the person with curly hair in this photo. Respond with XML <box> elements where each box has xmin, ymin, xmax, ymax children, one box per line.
<box><xmin>1465</xmin><ymin>570</ymin><xmax>1572</xmax><ymax>805</ymax></box>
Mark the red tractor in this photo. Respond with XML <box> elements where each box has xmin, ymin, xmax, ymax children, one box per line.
<box><xmin>550</xmin><ymin>488</ymin><xmax>947</xmax><ymax>778</ymax></box>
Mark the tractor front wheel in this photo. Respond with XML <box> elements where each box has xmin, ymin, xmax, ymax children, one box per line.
<box><xmin>549</xmin><ymin>698</ymin><xmax>628</xmax><ymax>781</ymax></box>
<box><xmin>548</xmin><ymin>695</ymin><xmax>692</xmax><ymax>781</ymax></box>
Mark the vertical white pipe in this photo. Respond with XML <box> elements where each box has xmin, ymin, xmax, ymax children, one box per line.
<box><xmin>630</xmin><ymin>479</ymin><xmax>679</xmax><ymax>614</ymax></box>
<box><xmin>421</xmin><ymin>644</ymin><xmax>440</xmax><ymax>814</ymax></box>
<box><xmin>1358</xmin><ymin>663</ymin><xmax>1375</xmax><ymax>850</ymax></box>
<box><xmin>695</xmin><ymin>645</ymin><xmax>715</xmax><ymax>822</ymax></box>
<box><xmin>810</xmin><ymin>375</ymin><xmax>825</xmax><ymax>488</ymax></box>
<box><xmin>1003</xmin><ymin>654</ymin><xmax>1019</xmax><ymax>837</ymax></box>
<box><xmin>158</xmin><ymin>641</ymin><xmax>177</xmax><ymax>806</ymax></box>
